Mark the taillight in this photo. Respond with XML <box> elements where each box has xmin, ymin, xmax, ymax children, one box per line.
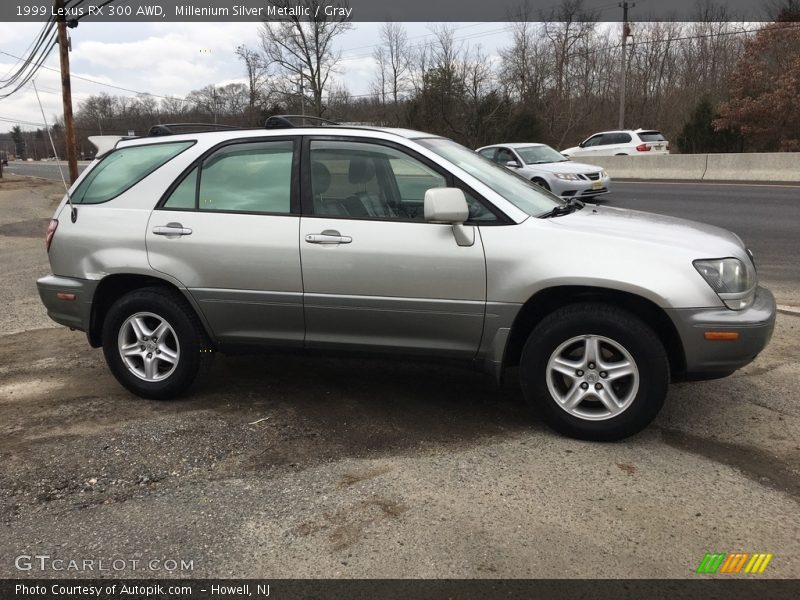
<box><xmin>46</xmin><ymin>219</ymin><xmax>58</xmax><ymax>253</ymax></box>
<box><xmin>636</xmin><ymin>143</ymin><xmax>651</xmax><ymax>152</ymax></box>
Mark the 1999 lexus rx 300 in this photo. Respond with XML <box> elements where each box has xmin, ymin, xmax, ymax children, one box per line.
<box><xmin>37</xmin><ymin>118</ymin><xmax>775</xmax><ymax>441</ymax></box>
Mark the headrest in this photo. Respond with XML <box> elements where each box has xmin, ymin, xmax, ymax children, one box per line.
<box><xmin>348</xmin><ymin>157</ymin><xmax>376</xmax><ymax>185</ymax></box>
<box><xmin>311</xmin><ymin>161</ymin><xmax>331</xmax><ymax>195</ymax></box>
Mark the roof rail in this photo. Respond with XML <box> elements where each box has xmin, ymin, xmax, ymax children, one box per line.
<box><xmin>147</xmin><ymin>123</ymin><xmax>242</xmax><ymax>137</ymax></box>
<box><xmin>264</xmin><ymin>115</ymin><xmax>339</xmax><ymax>129</ymax></box>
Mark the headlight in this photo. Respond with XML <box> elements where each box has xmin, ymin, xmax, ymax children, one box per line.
<box><xmin>694</xmin><ymin>257</ymin><xmax>756</xmax><ymax>310</ymax></box>
<box><xmin>601</xmin><ymin>170</ymin><xmax>609</xmax><ymax>178</ymax></box>
<box><xmin>554</xmin><ymin>173</ymin><xmax>580</xmax><ymax>181</ymax></box>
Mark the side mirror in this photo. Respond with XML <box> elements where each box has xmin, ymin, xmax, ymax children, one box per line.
<box><xmin>424</xmin><ymin>188</ymin><xmax>474</xmax><ymax>247</ymax></box>
<box><xmin>505</xmin><ymin>160</ymin><xmax>521</xmax><ymax>168</ymax></box>
<box><xmin>424</xmin><ymin>188</ymin><xmax>468</xmax><ymax>224</ymax></box>
<box><xmin>578</xmin><ymin>141</ymin><xmax>585</xmax><ymax>148</ymax></box>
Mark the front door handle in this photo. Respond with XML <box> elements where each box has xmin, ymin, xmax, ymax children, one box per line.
<box><xmin>305</xmin><ymin>230</ymin><xmax>352</xmax><ymax>244</ymax></box>
<box><xmin>153</xmin><ymin>222</ymin><xmax>193</xmax><ymax>236</ymax></box>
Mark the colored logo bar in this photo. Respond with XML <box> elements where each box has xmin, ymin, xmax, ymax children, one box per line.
<box><xmin>696</xmin><ymin>553</ymin><xmax>773</xmax><ymax>574</ymax></box>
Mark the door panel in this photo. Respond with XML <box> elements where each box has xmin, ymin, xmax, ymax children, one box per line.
<box><xmin>147</xmin><ymin>212</ymin><xmax>303</xmax><ymax>344</ymax></box>
<box><xmin>147</xmin><ymin>138</ymin><xmax>303</xmax><ymax>346</ymax></box>
<box><xmin>300</xmin><ymin>217</ymin><xmax>486</xmax><ymax>356</ymax></box>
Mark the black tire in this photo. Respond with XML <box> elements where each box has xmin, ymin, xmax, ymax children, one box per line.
<box><xmin>531</xmin><ymin>177</ymin><xmax>551</xmax><ymax>191</ymax></box>
<box><xmin>520</xmin><ymin>303</ymin><xmax>669</xmax><ymax>441</ymax></box>
<box><xmin>102</xmin><ymin>286</ymin><xmax>213</xmax><ymax>400</ymax></box>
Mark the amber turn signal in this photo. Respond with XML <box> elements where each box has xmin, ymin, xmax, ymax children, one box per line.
<box><xmin>704</xmin><ymin>331</ymin><xmax>739</xmax><ymax>341</ymax></box>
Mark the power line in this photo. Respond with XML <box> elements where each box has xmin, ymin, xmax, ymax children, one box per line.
<box><xmin>0</xmin><ymin>48</ymin><xmax>193</xmax><ymax>103</ymax></box>
<box><xmin>0</xmin><ymin>35</ymin><xmax>58</xmax><ymax>100</ymax></box>
<box><xmin>0</xmin><ymin>21</ymin><xmax>55</xmax><ymax>82</ymax></box>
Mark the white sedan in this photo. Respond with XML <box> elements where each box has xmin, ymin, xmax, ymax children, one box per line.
<box><xmin>476</xmin><ymin>143</ymin><xmax>611</xmax><ymax>200</ymax></box>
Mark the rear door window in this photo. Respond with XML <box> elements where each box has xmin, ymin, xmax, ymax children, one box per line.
<box><xmin>73</xmin><ymin>141</ymin><xmax>194</xmax><ymax>204</ymax></box>
<box><xmin>197</xmin><ymin>141</ymin><xmax>294</xmax><ymax>214</ymax></box>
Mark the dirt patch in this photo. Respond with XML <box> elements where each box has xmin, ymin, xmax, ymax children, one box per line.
<box><xmin>337</xmin><ymin>466</ymin><xmax>393</xmax><ymax>488</ymax></box>
<box><xmin>0</xmin><ymin>175</ymin><xmax>57</xmax><ymax>191</ymax></box>
<box><xmin>0</xmin><ymin>217</ymin><xmax>51</xmax><ymax>238</ymax></box>
<box><xmin>616</xmin><ymin>462</ymin><xmax>636</xmax><ymax>476</ymax></box>
<box><xmin>294</xmin><ymin>496</ymin><xmax>409</xmax><ymax>551</ymax></box>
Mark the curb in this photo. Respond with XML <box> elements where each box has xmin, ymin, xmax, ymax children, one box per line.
<box><xmin>777</xmin><ymin>305</ymin><xmax>800</xmax><ymax>316</ymax></box>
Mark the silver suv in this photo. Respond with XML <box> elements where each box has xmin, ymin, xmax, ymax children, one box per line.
<box><xmin>37</xmin><ymin>118</ymin><xmax>775</xmax><ymax>441</ymax></box>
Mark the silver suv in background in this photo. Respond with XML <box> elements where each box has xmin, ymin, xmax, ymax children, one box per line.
<box><xmin>477</xmin><ymin>143</ymin><xmax>610</xmax><ymax>200</ymax></box>
<box><xmin>562</xmin><ymin>129</ymin><xmax>670</xmax><ymax>157</ymax></box>
<box><xmin>37</xmin><ymin>118</ymin><xmax>775</xmax><ymax>441</ymax></box>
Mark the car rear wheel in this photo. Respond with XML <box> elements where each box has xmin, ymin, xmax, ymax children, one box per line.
<box><xmin>520</xmin><ymin>303</ymin><xmax>669</xmax><ymax>441</ymax></box>
<box><xmin>102</xmin><ymin>286</ymin><xmax>213</xmax><ymax>399</ymax></box>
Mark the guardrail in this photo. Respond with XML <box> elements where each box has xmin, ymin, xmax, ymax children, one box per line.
<box><xmin>583</xmin><ymin>153</ymin><xmax>800</xmax><ymax>182</ymax></box>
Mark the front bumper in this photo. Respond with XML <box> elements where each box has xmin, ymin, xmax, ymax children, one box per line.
<box><xmin>556</xmin><ymin>176</ymin><xmax>612</xmax><ymax>199</ymax></box>
<box><xmin>667</xmin><ymin>286</ymin><xmax>776</xmax><ymax>380</ymax></box>
<box><xmin>37</xmin><ymin>274</ymin><xmax>97</xmax><ymax>332</ymax></box>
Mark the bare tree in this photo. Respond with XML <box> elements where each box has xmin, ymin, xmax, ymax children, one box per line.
<box><xmin>236</xmin><ymin>45</ymin><xmax>268</xmax><ymax>125</ymax></box>
<box><xmin>259</xmin><ymin>0</ymin><xmax>353</xmax><ymax>116</ymax></box>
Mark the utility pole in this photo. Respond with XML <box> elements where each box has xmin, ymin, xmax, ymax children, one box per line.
<box><xmin>299</xmin><ymin>74</ymin><xmax>305</xmax><ymax>116</ymax></box>
<box><xmin>618</xmin><ymin>1</ymin><xmax>634</xmax><ymax>130</ymax></box>
<box><xmin>55</xmin><ymin>0</ymin><xmax>79</xmax><ymax>183</ymax></box>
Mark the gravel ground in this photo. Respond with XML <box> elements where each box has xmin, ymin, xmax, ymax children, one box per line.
<box><xmin>1</xmin><ymin>176</ymin><xmax>798</xmax><ymax>579</ymax></box>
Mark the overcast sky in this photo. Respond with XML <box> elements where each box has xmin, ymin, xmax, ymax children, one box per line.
<box><xmin>0</xmin><ymin>21</ymin><xmax>514</xmax><ymax>134</ymax></box>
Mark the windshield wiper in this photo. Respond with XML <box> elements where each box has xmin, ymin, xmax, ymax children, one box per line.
<box><xmin>539</xmin><ymin>198</ymin><xmax>585</xmax><ymax>218</ymax></box>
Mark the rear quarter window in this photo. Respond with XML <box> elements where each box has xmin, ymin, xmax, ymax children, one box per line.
<box><xmin>72</xmin><ymin>141</ymin><xmax>194</xmax><ymax>205</ymax></box>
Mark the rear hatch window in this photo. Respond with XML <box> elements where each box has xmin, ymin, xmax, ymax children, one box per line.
<box><xmin>638</xmin><ymin>131</ymin><xmax>666</xmax><ymax>142</ymax></box>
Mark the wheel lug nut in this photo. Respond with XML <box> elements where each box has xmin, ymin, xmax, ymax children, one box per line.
<box><xmin>576</xmin><ymin>370</ymin><xmax>584</xmax><ymax>376</ymax></box>
<box><xmin>140</xmin><ymin>345</ymin><xmax>145</xmax><ymax>351</ymax></box>
<box><xmin>147</xmin><ymin>353</ymin><xmax>152</xmax><ymax>358</ymax></box>
<box><xmin>588</xmin><ymin>362</ymin><xmax>595</xmax><ymax>369</ymax></box>
<box><xmin>580</xmin><ymin>382</ymin><xmax>589</xmax><ymax>390</ymax></box>
<box><xmin>156</xmin><ymin>349</ymin><xmax>161</xmax><ymax>355</ymax></box>
<box><xmin>595</xmin><ymin>383</ymin><xmax>603</xmax><ymax>390</ymax></box>
<box><xmin>600</xmin><ymin>371</ymin><xmax>607</xmax><ymax>378</ymax></box>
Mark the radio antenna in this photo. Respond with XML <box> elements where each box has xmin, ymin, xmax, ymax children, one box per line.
<box><xmin>32</xmin><ymin>79</ymin><xmax>77</xmax><ymax>222</ymax></box>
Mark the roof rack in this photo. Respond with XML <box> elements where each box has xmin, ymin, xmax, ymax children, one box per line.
<box><xmin>147</xmin><ymin>123</ymin><xmax>242</xmax><ymax>137</ymax></box>
<box><xmin>264</xmin><ymin>115</ymin><xmax>339</xmax><ymax>129</ymax></box>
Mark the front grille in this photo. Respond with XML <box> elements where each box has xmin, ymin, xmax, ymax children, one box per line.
<box><xmin>584</xmin><ymin>172</ymin><xmax>601</xmax><ymax>181</ymax></box>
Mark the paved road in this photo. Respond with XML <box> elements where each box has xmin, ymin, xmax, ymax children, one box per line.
<box><xmin>605</xmin><ymin>181</ymin><xmax>800</xmax><ymax>291</ymax></box>
<box><xmin>4</xmin><ymin>160</ymin><xmax>89</xmax><ymax>181</ymax></box>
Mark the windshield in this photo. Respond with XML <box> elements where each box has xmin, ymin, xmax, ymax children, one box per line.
<box><xmin>515</xmin><ymin>145</ymin><xmax>568</xmax><ymax>164</ymax></box>
<box><xmin>417</xmin><ymin>138</ymin><xmax>563</xmax><ymax>217</ymax></box>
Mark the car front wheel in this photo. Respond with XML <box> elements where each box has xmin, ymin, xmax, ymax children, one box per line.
<box><xmin>532</xmin><ymin>177</ymin><xmax>551</xmax><ymax>191</ymax></box>
<box><xmin>102</xmin><ymin>287</ymin><xmax>213</xmax><ymax>399</ymax></box>
<box><xmin>520</xmin><ymin>303</ymin><xmax>669</xmax><ymax>441</ymax></box>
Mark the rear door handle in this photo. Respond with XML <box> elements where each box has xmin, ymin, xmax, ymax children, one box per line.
<box><xmin>153</xmin><ymin>222</ymin><xmax>192</xmax><ymax>236</ymax></box>
<box><xmin>305</xmin><ymin>230</ymin><xmax>352</xmax><ymax>245</ymax></box>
